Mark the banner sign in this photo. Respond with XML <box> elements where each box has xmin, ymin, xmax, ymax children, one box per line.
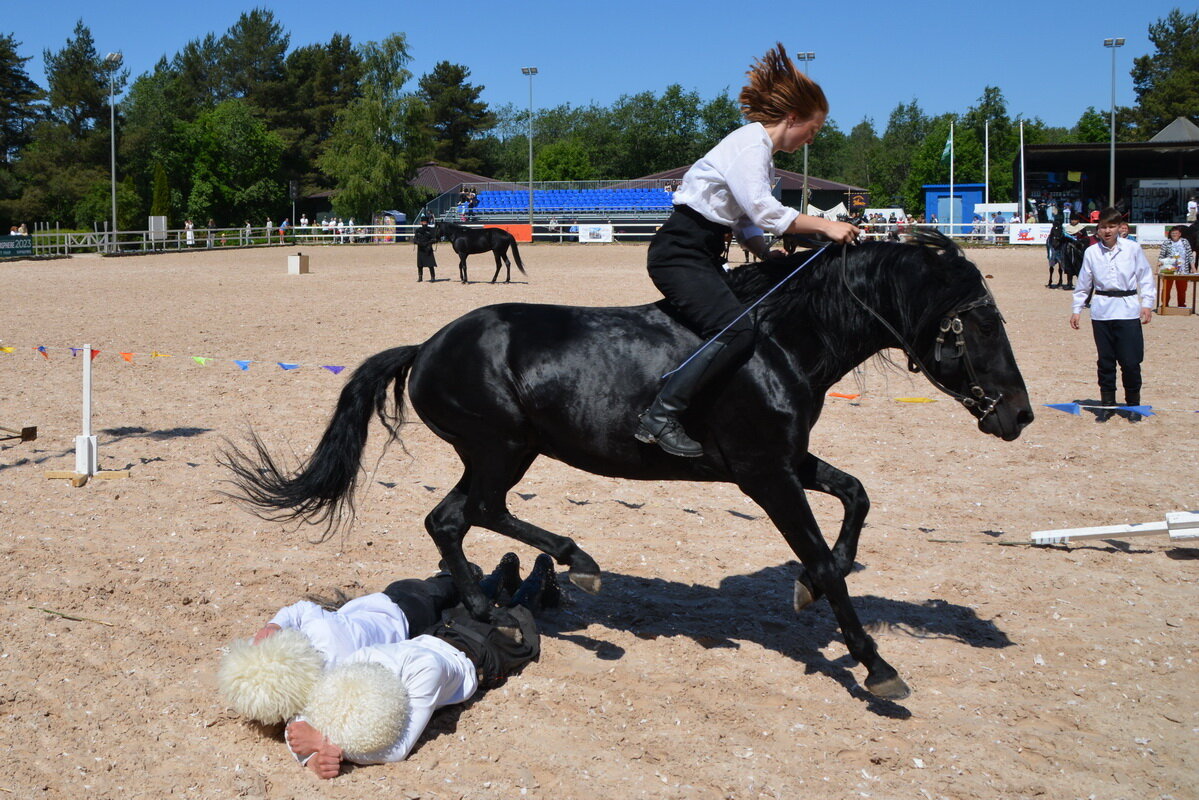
<box><xmin>577</xmin><ymin>224</ymin><xmax>614</xmax><ymax>243</ymax></box>
<box><xmin>0</xmin><ymin>235</ymin><xmax>32</xmax><ymax>257</ymax></box>
<box><xmin>1008</xmin><ymin>223</ymin><xmax>1052</xmax><ymax>245</ymax></box>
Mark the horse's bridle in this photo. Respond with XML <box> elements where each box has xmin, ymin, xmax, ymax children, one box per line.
<box><xmin>838</xmin><ymin>244</ymin><xmax>1005</xmax><ymax>421</ymax></box>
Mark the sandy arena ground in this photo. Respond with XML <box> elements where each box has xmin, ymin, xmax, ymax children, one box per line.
<box><xmin>1</xmin><ymin>238</ymin><xmax>1196</xmax><ymax>799</ymax></box>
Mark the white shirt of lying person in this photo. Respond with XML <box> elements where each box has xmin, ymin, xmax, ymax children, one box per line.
<box><xmin>295</xmin><ymin>635</ymin><xmax>480</xmax><ymax>764</ymax></box>
<box><xmin>672</xmin><ymin>122</ymin><xmax>800</xmax><ymax>241</ymax></box>
<box><xmin>269</xmin><ymin>594</ymin><xmax>412</xmax><ymax>665</ymax></box>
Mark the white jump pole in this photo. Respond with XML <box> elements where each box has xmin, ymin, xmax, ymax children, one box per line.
<box><xmin>1031</xmin><ymin>511</ymin><xmax>1199</xmax><ymax>545</ymax></box>
<box><xmin>75</xmin><ymin>344</ymin><xmax>98</xmax><ymax>476</ymax></box>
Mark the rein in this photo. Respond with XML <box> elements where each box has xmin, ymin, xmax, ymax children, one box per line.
<box><xmin>662</xmin><ymin>244</ymin><xmax>831</xmax><ymax>378</ymax></box>
<box><xmin>835</xmin><ymin>244</ymin><xmax>1005</xmax><ymax>420</ymax></box>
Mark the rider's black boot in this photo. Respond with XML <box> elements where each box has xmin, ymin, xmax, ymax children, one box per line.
<box><xmin>634</xmin><ymin>340</ymin><xmax>744</xmax><ymax>458</ymax></box>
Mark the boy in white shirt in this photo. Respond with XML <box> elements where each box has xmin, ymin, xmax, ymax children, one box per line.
<box><xmin>1069</xmin><ymin>208</ymin><xmax>1156</xmax><ymax>411</ymax></box>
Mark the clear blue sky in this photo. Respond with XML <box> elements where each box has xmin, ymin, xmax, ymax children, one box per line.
<box><xmin>8</xmin><ymin>0</ymin><xmax>1185</xmax><ymax>131</ymax></box>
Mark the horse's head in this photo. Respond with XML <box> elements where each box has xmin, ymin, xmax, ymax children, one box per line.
<box><xmin>432</xmin><ymin>221</ymin><xmax>448</xmax><ymax>241</ymax></box>
<box><xmin>905</xmin><ymin>232</ymin><xmax>1034</xmax><ymax>441</ymax></box>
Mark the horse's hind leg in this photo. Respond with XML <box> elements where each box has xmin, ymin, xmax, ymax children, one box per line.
<box><xmin>463</xmin><ymin>445</ymin><xmax>602</xmax><ymax>596</ymax></box>
<box><xmin>490</xmin><ymin>247</ymin><xmax>505</xmax><ymax>283</ymax></box>
<box><xmin>458</xmin><ymin>251</ymin><xmax>469</xmax><ymax>283</ymax></box>
<box><xmin>792</xmin><ymin>454</ymin><xmax>869</xmax><ymax>612</ymax></box>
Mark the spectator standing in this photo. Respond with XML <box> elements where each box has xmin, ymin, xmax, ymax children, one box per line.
<box><xmin>1186</xmin><ymin>195</ymin><xmax>1197</xmax><ymax>223</ymax></box>
<box><xmin>184</xmin><ymin>219</ymin><xmax>195</xmax><ymax>247</ymax></box>
<box><xmin>1158</xmin><ymin>226</ymin><xmax>1194</xmax><ymax>308</ymax></box>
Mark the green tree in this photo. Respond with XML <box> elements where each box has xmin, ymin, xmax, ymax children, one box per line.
<box><xmin>43</xmin><ymin>20</ymin><xmax>118</xmax><ymax>138</ymax></box>
<box><xmin>534</xmin><ymin>139</ymin><xmax>596</xmax><ymax>181</ymax></box>
<box><xmin>0</xmin><ymin>34</ymin><xmax>43</xmax><ymax>163</ymax></box>
<box><xmin>150</xmin><ymin>161</ymin><xmax>170</xmax><ymax>219</ymax></box>
<box><xmin>871</xmin><ymin>100</ymin><xmax>931</xmax><ymax>208</ymax></box>
<box><xmin>1072</xmin><ymin>107</ymin><xmax>1110</xmax><ymax>143</ymax></box>
<box><xmin>417</xmin><ymin>61</ymin><xmax>495</xmax><ymax>172</ymax></box>
<box><xmin>219</xmin><ymin>8</ymin><xmax>288</xmax><ymax>110</ymax></box>
<box><xmin>842</xmin><ymin>118</ymin><xmax>880</xmax><ymax>190</ymax></box>
<box><xmin>318</xmin><ymin>34</ymin><xmax>431</xmax><ymax>220</ymax></box>
<box><xmin>281</xmin><ymin>35</ymin><xmax>363</xmax><ymax>191</ymax></box>
<box><xmin>182</xmin><ymin>99</ymin><xmax>284</xmax><ymax>223</ymax></box>
<box><xmin>1130</xmin><ymin>9</ymin><xmax>1199</xmax><ymax>135</ymax></box>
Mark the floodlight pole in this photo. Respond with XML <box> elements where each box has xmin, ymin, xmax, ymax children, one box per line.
<box><xmin>522</xmin><ymin>67</ymin><xmax>538</xmax><ymax>226</ymax></box>
<box><xmin>105</xmin><ymin>52</ymin><xmax>123</xmax><ymax>253</ymax></box>
<box><xmin>1104</xmin><ymin>37</ymin><xmax>1125</xmax><ymax>209</ymax></box>
<box><xmin>796</xmin><ymin>52</ymin><xmax>815</xmax><ymax>215</ymax></box>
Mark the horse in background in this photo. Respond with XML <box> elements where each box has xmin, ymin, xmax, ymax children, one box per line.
<box><xmin>1046</xmin><ymin>220</ymin><xmax>1085</xmax><ymax>290</ymax></box>
<box><xmin>434</xmin><ymin>221</ymin><xmax>527</xmax><ymax>283</ymax></box>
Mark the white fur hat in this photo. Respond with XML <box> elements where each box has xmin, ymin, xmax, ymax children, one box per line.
<box><xmin>302</xmin><ymin>661</ymin><xmax>411</xmax><ymax>757</ymax></box>
<box><xmin>218</xmin><ymin>629</ymin><xmax>324</xmax><ymax>724</ymax></box>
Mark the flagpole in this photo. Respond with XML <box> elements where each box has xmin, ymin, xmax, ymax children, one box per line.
<box><xmin>949</xmin><ymin>121</ymin><xmax>955</xmax><ymax>238</ymax></box>
<box><xmin>1019</xmin><ymin>120</ymin><xmax>1026</xmax><ymax>223</ymax></box>
<box><xmin>984</xmin><ymin>119</ymin><xmax>990</xmax><ymax>206</ymax></box>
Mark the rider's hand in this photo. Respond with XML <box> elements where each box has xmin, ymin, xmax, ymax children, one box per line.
<box><xmin>822</xmin><ymin>220</ymin><xmax>860</xmax><ymax>244</ymax></box>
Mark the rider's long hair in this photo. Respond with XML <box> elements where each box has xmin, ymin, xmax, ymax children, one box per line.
<box><xmin>739</xmin><ymin>43</ymin><xmax>828</xmax><ymax>124</ymax></box>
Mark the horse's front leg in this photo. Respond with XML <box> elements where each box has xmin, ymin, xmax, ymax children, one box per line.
<box><xmin>424</xmin><ymin>472</ymin><xmax>491</xmax><ymax>619</ymax></box>
<box><xmin>791</xmin><ymin>454</ymin><xmax>869</xmax><ymax>612</ymax></box>
<box><xmin>741</xmin><ymin>472</ymin><xmax>909</xmax><ymax>700</ymax></box>
<box><xmin>458</xmin><ymin>251</ymin><xmax>469</xmax><ymax>283</ymax></box>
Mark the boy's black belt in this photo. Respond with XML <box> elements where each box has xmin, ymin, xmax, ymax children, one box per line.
<box><xmin>674</xmin><ymin>204</ymin><xmax>732</xmax><ymax>235</ymax></box>
<box><xmin>1093</xmin><ymin>289</ymin><xmax>1137</xmax><ymax>297</ymax></box>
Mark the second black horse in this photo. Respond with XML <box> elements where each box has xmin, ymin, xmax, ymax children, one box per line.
<box><xmin>434</xmin><ymin>220</ymin><xmax>527</xmax><ymax>283</ymax></box>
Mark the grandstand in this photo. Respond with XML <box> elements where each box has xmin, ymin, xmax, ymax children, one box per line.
<box><xmin>469</xmin><ymin>187</ymin><xmax>674</xmax><ymax>215</ymax></box>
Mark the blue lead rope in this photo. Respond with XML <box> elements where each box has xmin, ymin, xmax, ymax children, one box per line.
<box><xmin>662</xmin><ymin>244</ymin><xmax>832</xmax><ymax>379</ymax></box>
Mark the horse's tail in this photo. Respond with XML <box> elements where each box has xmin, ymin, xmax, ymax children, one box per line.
<box><xmin>509</xmin><ymin>236</ymin><xmax>527</xmax><ymax>275</ymax></box>
<box><xmin>221</xmin><ymin>345</ymin><xmax>421</xmax><ymax>536</ymax></box>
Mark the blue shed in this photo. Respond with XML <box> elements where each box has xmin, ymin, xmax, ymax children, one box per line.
<box><xmin>922</xmin><ymin>184</ymin><xmax>985</xmax><ymax>235</ymax></box>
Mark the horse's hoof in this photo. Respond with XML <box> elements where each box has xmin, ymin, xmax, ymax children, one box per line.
<box><xmin>793</xmin><ymin>577</ymin><xmax>817</xmax><ymax>612</ymax></box>
<box><xmin>569</xmin><ymin>568</ymin><xmax>602</xmax><ymax>594</ymax></box>
<box><xmin>865</xmin><ymin>673</ymin><xmax>911</xmax><ymax>700</ymax></box>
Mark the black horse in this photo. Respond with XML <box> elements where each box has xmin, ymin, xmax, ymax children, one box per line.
<box><xmin>226</xmin><ymin>231</ymin><xmax>1033</xmax><ymax>700</ymax></box>
<box><xmin>434</xmin><ymin>221</ymin><xmax>527</xmax><ymax>283</ymax></box>
<box><xmin>1046</xmin><ymin>221</ymin><xmax>1085</xmax><ymax>290</ymax></box>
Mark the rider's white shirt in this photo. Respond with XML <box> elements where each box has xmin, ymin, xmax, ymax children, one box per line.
<box><xmin>672</xmin><ymin>122</ymin><xmax>799</xmax><ymax>240</ymax></box>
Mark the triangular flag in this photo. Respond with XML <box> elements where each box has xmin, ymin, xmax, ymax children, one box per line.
<box><xmin>278</xmin><ymin>362</ymin><xmax>300</xmax><ymax>370</ymax></box>
<box><xmin>1119</xmin><ymin>405</ymin><xmax>1154</xmax><ymax>416</ymax></box>
<box><xmin>71</xmin><ymin>347</ymin><xmax>82</xmax><ymax>357</ymax></box>
<box><xmin>1043</xmin><ymin>403</ymin><xmax>1081</xmax><ymax>415</ymax></box>
<box><xmin>91</xmin><ymin>349</ymin><xmax>100</xmax><ymax>360</ymax></box>
<box><xmin>151</xmin><ymin>351</ymin><xmax>172</xmax><ymax>358</ymax></box>
<box><xmin>234</xmin><ymin>360</ymin><xmax>253</xmax><ymax>371</ymax></box>
<box><xmin>0</xmin><ymin>346</ymin><xmax>14</xmax><ymax>354</ymax></box>
<box><xmin>120</xmin><ymin>352</ymin><xmax>134</xmax><ymax>362</ymax></box>
<box><xmin>192</xmin><ymin>356</ymin><xmax>211</xmax><ymax>366</ymax></box>
<box><xmin>36</xmin><ymin>346</ymin><xmax>48</xmax><ymax>359</ymax></box>
<box><xmin>322</xmin><ymin>365</ymin><xmax>346</xmax><ymax>375</ymax></box>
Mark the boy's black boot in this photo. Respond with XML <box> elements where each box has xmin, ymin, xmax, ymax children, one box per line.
<box><xmin>634</xmin><ymin>341</ymin><xmax>734</xmax><ymax>458</ymax></box>
<box><xmin>479</xmin><ymin>552</ymin><xmax>521</xmax><ymax>603</ymax></box>
<box><xmin>1096</xmin><ymin>390</ymin><xmax>1117</xmax><ymax>422</ymax></box>
<box><xmin>509</xmin><ymin>554</ymin><xmax>560</xmax><ymax>613</ymax></box>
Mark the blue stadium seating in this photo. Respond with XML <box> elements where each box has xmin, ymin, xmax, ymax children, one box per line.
<box><xmin>468</xmin><ymin>188</ymin><xmax>673</xmax><ymax>215</ymax></box>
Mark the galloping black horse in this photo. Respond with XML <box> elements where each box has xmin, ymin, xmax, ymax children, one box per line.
<box><xmin>434</xmin><ymin>220</ymin><xmax>527</xmax><ymax>283</ymax></box>
<box><xmin>1046</xmin><ymin>220</ymin><xmax>1085</xmax><ymax>289</ymax></box>
<box><xmin>226</xmin><ymin>231</ymin><xmax>1033</xmax><ymax>700</ymax></box>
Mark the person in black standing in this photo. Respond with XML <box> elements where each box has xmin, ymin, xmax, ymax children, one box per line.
<box><xmin>413</xmin><ymin>217</ymin><xmax>437</xmax><ymax>282</ymax></box>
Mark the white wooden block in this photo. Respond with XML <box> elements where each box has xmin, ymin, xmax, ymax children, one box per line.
<box><xmin>287</xmin><ymin>253</ymin><xmax>309</xmax><ymax>274</ymax></box>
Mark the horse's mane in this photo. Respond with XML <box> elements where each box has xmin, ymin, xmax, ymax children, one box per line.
<box><xmin>725</xmin><ymin>231</ymin><xmax>984</xmax><ymax>379</ymax></box>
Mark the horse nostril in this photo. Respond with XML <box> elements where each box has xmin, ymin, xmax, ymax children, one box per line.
<box><xmin>1017</xmin><ymin>408</ymin><xmax>1035</xmax><ymax>427</ymax></box>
